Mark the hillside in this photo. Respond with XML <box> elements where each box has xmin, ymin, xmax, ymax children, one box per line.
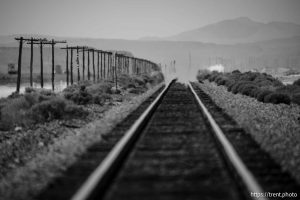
<box><xmin>145</xmin><ymin>17</ymin><xmax>300</xmax><ymax>44</ymax></box>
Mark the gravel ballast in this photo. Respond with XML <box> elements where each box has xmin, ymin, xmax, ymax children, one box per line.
<box><xmin>196</xmin><ymin>81</ymin><xmax>300</xmax><ymax>184</ymax></box>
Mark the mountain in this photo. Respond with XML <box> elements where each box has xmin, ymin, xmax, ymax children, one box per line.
<box><xmin>143</xmin><ymin>17</ymin><xmax>300</xmax><ymax>44</ymax></box>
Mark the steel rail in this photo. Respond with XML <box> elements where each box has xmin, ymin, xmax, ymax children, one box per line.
<box><xmin>188</xmin><ymin>82</ymin><xmax>267</xmax><ymax>200</ymax></box>
<box><xmin>71</xmin><ymin>79</ymin><xmax>175</xmax><ymax>200</ymax></box>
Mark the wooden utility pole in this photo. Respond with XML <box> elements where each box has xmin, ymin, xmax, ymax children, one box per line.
<box><xmin>82</xmin><ymin>48</ymin><xmax>85</xmax><ymax>81</ymax></box>
<box><xmin>97</xmin><ymin>50</ymin><xmax>100</xmax><ymax>80</ymax></box>
<box><xmin>30</xmin><ymin>39</ymin><xmax>66</xmax><ymax>90</ymax></box>
<box><xmin>87</xmin><ymin>49</ymin><xmax>90</xmax><ymax>80</ymax></box>
<box><xmin>15</xmin><ymin>37</ymin><xmax>23</xmax><ymax>93</ymax></box>
<box><xmin>103</xmin><ymin>52</ymin><xmax>106</xmax><ymax>79</ymax></box>
<box><xmin>15</xmin><ymin>37</ymin><xmax>45</xmax><ymax>92</ymax></box>
<box><xmin>70</xmin><ymin>49</ymin><xmax>73</xmax><ymax>85</ymax></box>
<box><xmin>40</xmin><ymin>40</ymin><xmax>44</xmax><ymax>88</ymax></box>
<box><xmin>92</xmin><ymin>49</ymin><xmax>95</xmax><ymax>82</ymax></box>
<box><xmin>29</xmin><ymin>38</ymin><xmax>33</xmax><ymax>86</ymax></box>
<box><xmin>63</xmin><ymin>46</ymin><xmax>87</xmax><ymax>84</ymax></box>
<box><xmin>114</xmin><ymin>52</ymin><xmax>118</xmax><ymax>90</ymax></box>
<box><xmin>76</xmin><ymin>46</ymin><xmax>80</xmax><ymax>82</ymax></box>
<box><xmin>49</xmin><ymin>39</ymin><xmax>67</xmax><ymax>90</ymax></box>
<box><xmin>100</xmin><ymin>51</ymin><xmax>103</xmax><ymax>78</ymax></box>
<box><xmin>66</xmin><ymin>46</ymin><xmax>69</xmax><ymax>86</ymax></box>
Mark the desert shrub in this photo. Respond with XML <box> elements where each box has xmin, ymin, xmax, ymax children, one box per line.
<box><xmin>196</xmin><ymin>71</ymin><xmax>210</xmax><ymax>82</ymax></box>
<box><xmin>131</xmin><ymin>76</ymin><xmax>146</xmax><ymax>86</ymax></box>
<box><xmin>93</xmin><ymin>93</ymin><xmax>112</xmax><ymax>105</ymax></box>
<box><xmin>216</xmin><ymin>77</ymin><xmax>228</xmax><ymax>86</ymax></box>
<box><xmin>64</xmin><ymin>85</ymin><xmax>93</xmax><ymax>105</ymax></box>
<box><xmin>39</xmin><ymin>89</ymin><xmax>55</xmax><ymax>96</ymax></box>
<box><xmin>231</xmin><ymin>81</ymin><xmax>252</xmax><ymax>94</ymax></box>
<box><xmin>208</xmin><ymin>73</ymin><xmax>220</xmax><ymax>82</ymax></box>
<box><xmin>141</xmin><ymin>74</ymin><xmax>152</xmax><ymax>84</ymax></box>
<box><xmin>232</xmin><ymin>70</ymin><xmax>241</xmax><ymax>74</ymax></box>
<box><xmin>86</xmin><ymin>82</ymin><xmax>113</xmax><ymax>94</ymax></box>
<box><xmin>0</xmin><ymin>96</ymin><xmax>31</xmax><ymax>130</ymax></box>
<box><xmin>63</xmin><ymin>84</ymin><xmax>81</xmax><ymax>93</ymax></box>
<box><xmin>256</xmin><ymin>90</ymin><xmax>273</xmax><ymax>102</ymax></box>
<box><xmin>8</xmin><ymin>91</ymin><xmax>22</xmax><ymax>99</ymax></box>
<box><xmin>240</xmin><ymin>85</ymin><xmax>259</xmax><ymax>96</ymax></box>
<box><xmin>227</xmin><ymin>81</ymin><xmax>237</xmax><ymax>91</ymax></box>
<box><xmin>251</xmin><ymin>88</ymin><xmax>263</xmax><ymax>98</ymax></box>
<box><xmin>29</xmin><ymin>97</ymin><xmax>87</xmax><ymax>122</ymax></box>
<box><xmin>118</xmin><ymin>74</ymin><xmax>134</xmax><ymax>88</ymax></box>
<box><xmin>293</xmin><ymin>78</ymin><xmax>300</xmax><ymax>86</ymax></box>
<box><xmin>24</xmin><ymin>93</ymin><xmax>40</xmax><ymax>106</ymax></box>
<box><xmin>150</xmin><ymin>71</ymin><xmax>164</xmax><ymax>84</ymax></box>
<box><xmin>291</xmin><ymin>93</ymin><xmax>300</xmax><ymax>105</ymax></box>
<box><xmin>264</xmin><ymin>93</ymin><xmax>291</xmax><ymax>105</ymax></box>
<box><xmin>25</xmin><ymin>87</ymin><xmax>36</xmax><ymax>93</ymax></box>
<box><xmin>276</xmin><ymin>85</ymin><xmax>300</xmax><ymax>95</ymax></box>
<box><xmin>128</xmin><ymin>87</ymin><xmax>146</xmax><ymax>94</ymax></box>
<box><xmin>238</xmin><ymin>72</ymin><xmax>259</xmax><ymax>81</ymax></box>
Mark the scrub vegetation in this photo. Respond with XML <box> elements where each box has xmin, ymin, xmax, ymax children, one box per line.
<box><xmin>197</xmin><ymin>70</ymin><xmax>300</xmax><ymax>105</ymax></box>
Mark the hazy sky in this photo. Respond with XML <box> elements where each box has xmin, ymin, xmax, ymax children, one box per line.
<box><xmin>0</xmin><ymin>0</ymin><xmax>299</xmax><ymax>39</ymax></box>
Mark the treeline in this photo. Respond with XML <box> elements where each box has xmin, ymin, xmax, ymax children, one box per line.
<box><xmin>197</xmin><ymin>70</ymin><xmax>300</xmax><ymax>105</ymax></box>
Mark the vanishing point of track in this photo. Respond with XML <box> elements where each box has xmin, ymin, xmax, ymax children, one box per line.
<box><xmin>38</xmin><ymin>80</ymin><xmax>300</xmax><ymax>200</ymax></box>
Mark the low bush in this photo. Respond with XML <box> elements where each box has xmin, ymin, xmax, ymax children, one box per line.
<box><xmin>291</xmin><ymin>93</ymin><xmax>300</xmax><ymax>105</ymax></box>
<box><xmin>64</xmin><ymin>85</ymin><xmax>93</xmax><ymax>105</ymax></box>
<box><xmin>256</xmin><ymin>90</ymin><xmax>273</xmax><ymax>102</ymax></box>
<box><xmin>0</xmin><ymin>96</ymin><xmax>31</xmax><ymax>130</ymax></box>
<box><xmin>251</xmin><ymin>88</ymin><xmax>263</xmax><ymax>98</ymax></box>
<box><xmin>149</xmin><ymin>71</ymin><xmax>164</xmax><ymax>85</ymax></box>
<box><xmin>196</xmin><ymin>71</ymin><xmax>211</xmax><ymax>82</ymax></box>
<box><xmin>208</xmin><ymin>72</ymin><xmax>221</xmax><ymax>82</ymax></box>
<box><xmin>92</xmin><ymin>93</ymin><xmax>112</xmax><ymax>105</ymax></box>
<box><xmin>240</xmin><ymin>84</ymin><xmax>259</xmax><ymax>96</ymax></box>
<box><xmin>264</xmin><ymin>93</ymin><xmax>291</xmax><ymax>105</ymax></box>
<box><xmin>227</xmin><ymin>81</ymin><xmax>237</xmax><ymax>91</ymax></box>
<box><xmin>293</xmin><ymin>78</ymin><xmax>300</xmax><ymax>86</ymax></box>
<box><xmin>276</xmin><ymin>85</ymin><xmax>300</xmax><ymax>96</ymax></box>
<box><xmin>231</xmin><ymin>81</ymin><xmax>252</xmax><ymax>94</ymax></box>
<box><xmin>127</xmin><ymin>87</ymin><xmax>146</xmax><ymax>94</ymax></box>
<box><xmin>232</xmin><ymin>70</ymin><xmax>241</xmax><ymax>74</ymax></box>
<box><xmin>86</xmin><ymin>82</ymin><xmax>113</xmax><ymax>94</ymax></box>
<box><xmin>29</xmin><ymin>97</ymin><xmax>87</xmax><ymax>122</ymax></box>
<box><xmin>238</xmin><ymin>72</ymin><xmax>259</xmax><ymax>81</ymax></box>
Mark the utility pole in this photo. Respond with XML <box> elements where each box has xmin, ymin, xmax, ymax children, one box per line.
<box><xmin>15</xmin><ymin>37</ymin><xmax>23</xmax><ymax>93</ymax></box>
<box><xmin>30</xmin><ymin>39</ymin><xmax>66</xmax><ymax>90</ymax></box>
<box><xmin>15</xmin><ymin>37</ymin><xmax>47</xmax><ymax>92</ymax></box>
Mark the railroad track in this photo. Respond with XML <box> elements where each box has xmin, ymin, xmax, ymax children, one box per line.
<box><xmin>38</xmin><ymin>80</ymin><xmax>300</xmax><ymax>200</ymax></box>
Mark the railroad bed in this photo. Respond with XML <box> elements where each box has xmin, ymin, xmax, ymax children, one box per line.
<box><xmin>38</xmin><ymin>81</ymin><xmax>300</xmax><ymax>200</ymax></box>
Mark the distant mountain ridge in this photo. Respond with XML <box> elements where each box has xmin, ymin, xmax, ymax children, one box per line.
<box><xmin>141</xmin><ymin>17</ymin><xmax>300</xmax><ymax>44</ymax></box>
